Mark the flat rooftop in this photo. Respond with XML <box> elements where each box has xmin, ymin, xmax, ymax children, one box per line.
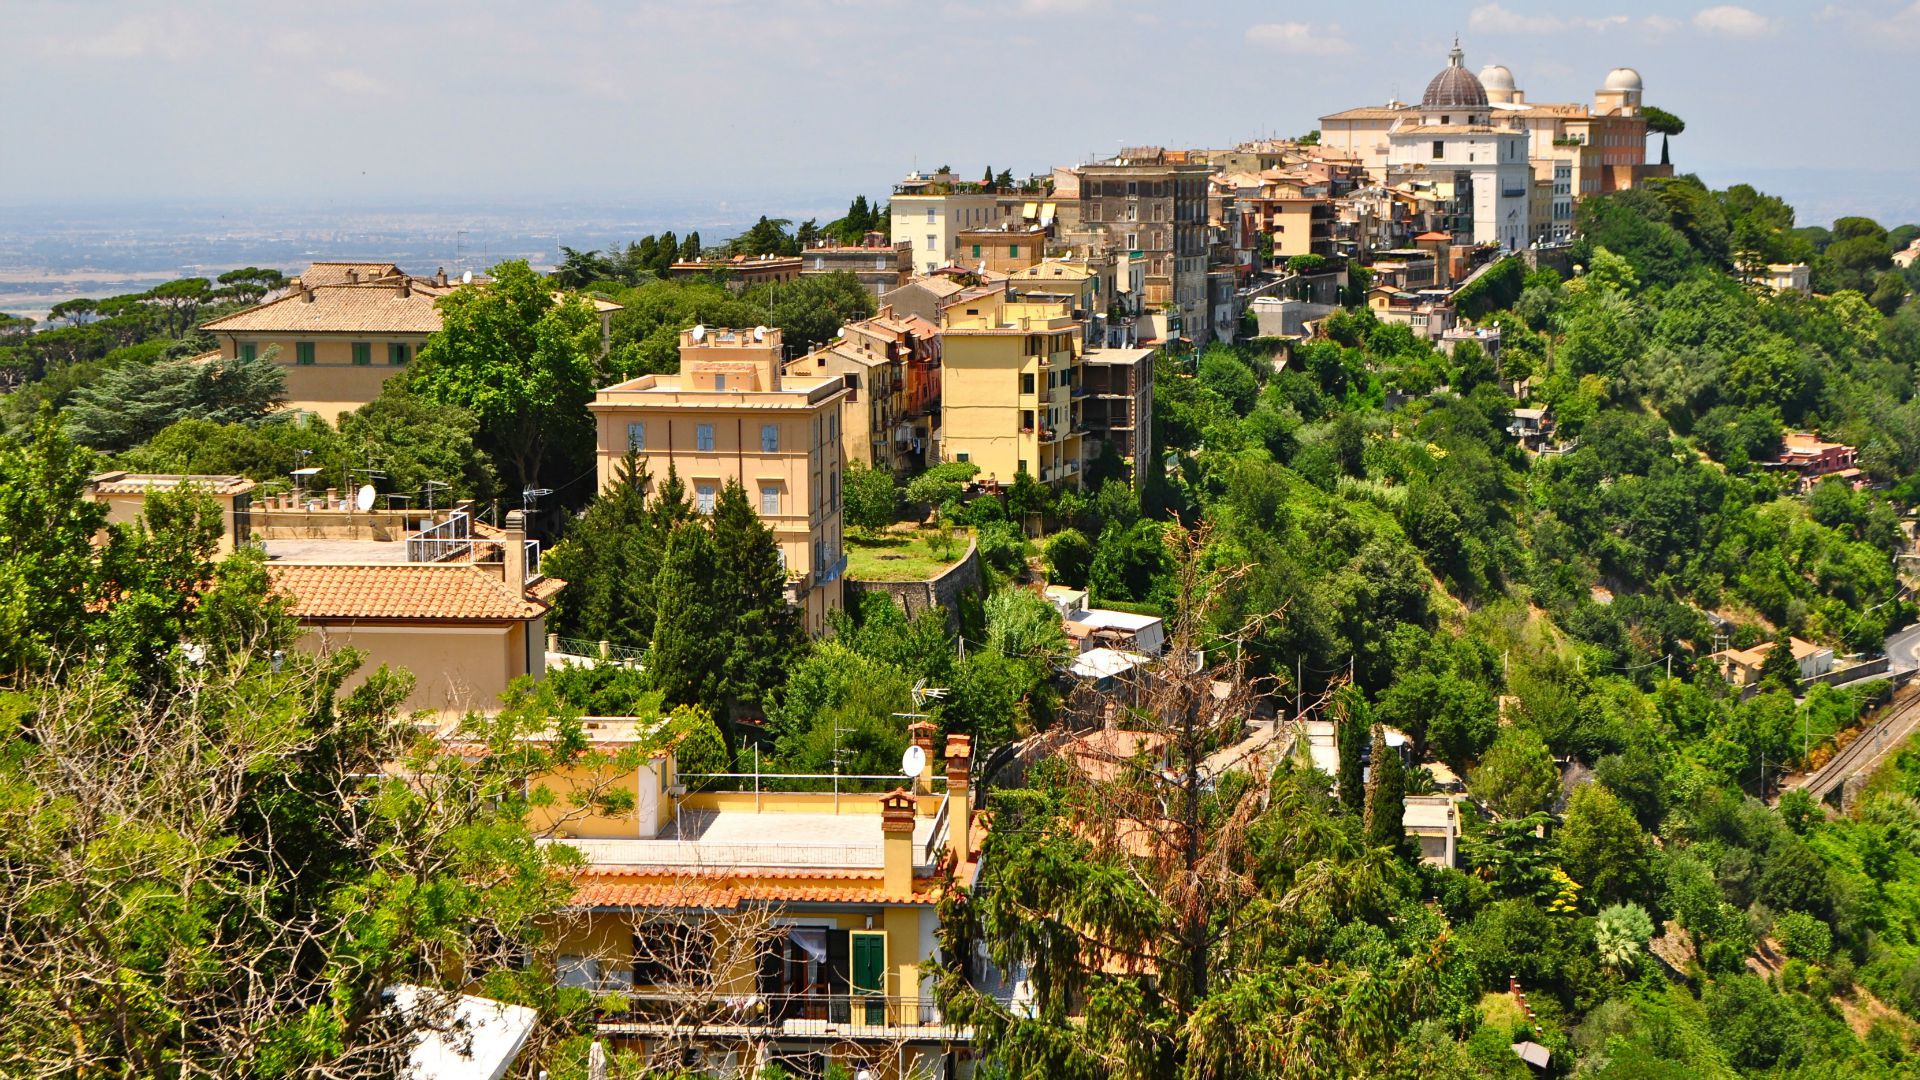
<box><xmin>557</xmin><ymin>807</ymin><xmax>945</xmax><ymax>872</ymax></box>
<box><xmin>263</xmin><ymin>537</ymin><xmax>412</xmax><ymax>563</ymax></box>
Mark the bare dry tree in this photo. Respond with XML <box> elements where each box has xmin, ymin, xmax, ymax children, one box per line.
<box><xmin>0</xmin><ymin>634</ymin><xmax>593</xmax><ymax>1079</ymax></box>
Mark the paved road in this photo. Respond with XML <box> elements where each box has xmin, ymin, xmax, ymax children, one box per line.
<box><xmin>1885</xmin><ymin>622</ymin><xmax>1920</xmax><ymax>674</ymax></box>
<box><xmin>1789</xmin><ymin>686</ymin><xmax>1920</xmax><ymax>804</ymax></box>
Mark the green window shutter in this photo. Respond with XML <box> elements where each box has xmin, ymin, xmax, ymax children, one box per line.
<box><xmin>1009</xmin><ymin>244</ymin><xmax>1019</xmax><ymax>257</ymax></box>
<box><xmin>238</xmin><ymin>342</ymin><xmax>257</xmax><ymax>362</ymax></box>
<box><xmin>851</xmin><ymin>931</ymin><xmax>886</xmax><ymax>1024</ymax></box>
<box><xmin>352</xmin><ymin>342</ymin><xmax>372</xmax><ymax>366</ymax></box>
<box><xmin>388</xmin><ymin>343</ymin><xmax>408</xmax><ymax>366</ymax></box>
<box><xmin>971</xmin><ymin>245</ymin><xmax>980</xmax><ymax>258</ymax></box>
<box><xmin>296</xmin><ymin>342</ymin><xmax>315</xmax><ymax>365</ymax></box>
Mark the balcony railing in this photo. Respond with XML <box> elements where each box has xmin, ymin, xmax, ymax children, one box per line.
<box><xmin>407</xmin><ymin>510</ymin><xmax>471</xmax><ymax>563</ymax></box>
<box><xmin>596</xmin><ymin>993</ymin><xmax>968</xmax><ymax>1042</ymax></box>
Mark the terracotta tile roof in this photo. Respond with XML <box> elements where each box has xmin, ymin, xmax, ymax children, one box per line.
<box><xmin>267</xmin><ymin>563</ymin><xmax>557</xmax><ymax>621</ymax></box>
<box><xmin>567</xmin><ymin>866</ymin><xmax>943</xmax><ymax>909</ymax></box>
<box><xmin>296</xmin><ymin>262</ymin><xmax>404</xmax><ymax>286</ymax></box>
<box><xmin>1319</xmin><ymin>105</ymin><xmax>1412</xmax><ymax>121</ymax></box>
<box><xmin>201</xmin><ymin>282</ymin><xmax>449</xmax><ymax>335</ymax></box>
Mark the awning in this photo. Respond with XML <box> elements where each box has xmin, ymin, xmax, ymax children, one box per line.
<box><xmin>1022</xmin><ymin>201</ymin><xmax>1039</xmax><ymax>219</ymax></box>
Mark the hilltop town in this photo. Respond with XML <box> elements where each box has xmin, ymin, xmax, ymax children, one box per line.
<box><xmin>7</xmin><ymin>38</ymin><xmax>1920</xmax><ymax>1080</ymax></box>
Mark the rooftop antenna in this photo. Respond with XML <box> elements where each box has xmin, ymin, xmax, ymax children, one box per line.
<box><xmin>423</xmin><ymin>479</ymin><xmax>448</xmax><ymax>513</ymax></box>
<box><xmin>521</xmin><ymin>486</ymin><xmax>554</xmax><ymax>513</ymax></box>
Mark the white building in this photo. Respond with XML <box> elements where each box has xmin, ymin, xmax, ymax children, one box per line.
<box><xmin>889</xmin><ymin>174</ymin><xmax>1009</xmax><ymax>274</ymax></box>
<box><xmin>1385</xmin><ymin>43</ymin><xmax>1531</xmax><ymax>251</ymax></box>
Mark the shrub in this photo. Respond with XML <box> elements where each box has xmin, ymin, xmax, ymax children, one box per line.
<box><xmin>1773</xmin><ymin>911</ymin><xmax>1833</xmax><ymax>961</ymax></box>
<box><xmin>976</xmin><ymin>519</ymin><xmax>1027</xmax><ymax>575</ymax></box>
<box><xmin>1044</xmin><ymin>528</ymin><xmax>1093</xmax><ymax>587</ymax></box>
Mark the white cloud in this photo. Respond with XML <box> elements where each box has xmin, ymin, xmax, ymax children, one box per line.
<box><xmin>1245</xmin><ymin>21</ymin><xmax>1352</xmax><ymax>54</ymax></box>
<box><xmin>1692</xmin><ymin>5</ymin><xmax>1777</xmax><ymax>36</ymax></box>
<box><xmin>1643</xmin><ymin>14</ymin><xmax>1683</xmax><ymax>33</ymax></box>
<box><xmin>1469</xmin><ymin>5</ymin><xmax>1629</xmax><ymax>33</ymax></box>
<box><xmin>1019</xmin><ymin>0</ymin><xmax>1099</xmax><ymax>12</ymax></box>
<box><xmin>1815</xmin><ymin>2</ymin><xmax>1920</xmax><ymax>44</ymax></box>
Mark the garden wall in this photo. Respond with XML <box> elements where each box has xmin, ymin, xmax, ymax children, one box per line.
<box><xmin>845</xmin><ymin>538</ymin><xmax>982</xmax><ymax>632</ymax></box>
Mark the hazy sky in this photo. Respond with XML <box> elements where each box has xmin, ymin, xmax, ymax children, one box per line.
<box><xmin>5</xmin><ymin>0</ymin><xmax>1917</xmax><ymax>223</ymax></box>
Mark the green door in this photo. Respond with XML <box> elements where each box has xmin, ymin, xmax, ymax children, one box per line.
<box><xmin>850</xmin><ymin>931</ymin><xmax>886</xmax><ymax>1026</ymax></box>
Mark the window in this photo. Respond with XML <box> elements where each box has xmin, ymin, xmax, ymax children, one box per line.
<box><xmin>1432</xmin><ymin>141</ymin><xmax>1444</xmax><ymax>160</ymax></box>
<box><xmin>925</xmin><ymin>207</ymin><xmax>936</xmax><ymax>223</ymax></box>
<box><xmin>387</xmin><ymin>342</ymin><xmax>409</xmax><ymax>366</ymax></box>
<box><xmin>696</xmin><ymin>423</ymin><xmax>714</xmax><ymax>451</ymax></box>
<box><xmin>296</xmin><ymin>341</ymin><xmax>315</xmax><ymax>365</ymax></box>
<box><xmin>760</xmin><ymin>486</ymin><xmax>780</xmax><ymax>515</ymax></box>
<box><xmin>1126</xmin><ymin>181</ymin><xmax>1137</xmax><ymax>196</ymax></box>
<box><xmin>1126</xmin><ymin>232</ymin><xmax>1138</xmax><ymax>250</ymax></box>
<box><xmin>1021</xmin><ymin>372</ymin><xmax>1035</xmax><ymax>394</ymax></box>
<box><xmin>956</xmin><ymin>452</ymin><xmax>970</xmax><ymax>463</ymax></box>
<box><xmin>971</xmin><ymin>244</ymin><xmax>981</xmax><ymax>258</ymax></box>
<box><xmin>829</xmin><ymin>470</ymin><xmax>839</xmax><ymax>511</ymax></box>
<box><xmin>713</xmin><ymin>374</ymin><xmax>726</xmax><ymax>390</ymax></box>
<box><xmin>827</xmin><ymin>414</ymin><xmax>837</xmax><ymax>441</ymax></box>
<box><xmin>1008</xmin><ymin>244</ymin><xmax>1019</xmax><ymax>257</ymax></box>
<box><xmin>351</xmin><ymin>342</ymin><xmax>372</xmax><ymax>366</ymax></box>
<box><xmin>632</xmin><ymin>924</ymin><xmax>713</xmax><ymax>987</ymax></box>
<box><xmin>626</xmin><ymin>422</ymin><xmax>646</xmax><ymax>451</ymax></box>
<box><xmin>1018</xmin><ymin>459</ymin><xmax>1028</xmax><ymax>474</ymax></box>
<box><xmin>1441</xmin><ymin>115</ymin><xmax>1450</xmax><ymax>125</ymax></box>
<box><xmin>695</xmin><ymin>484</ymin><xmax>716</xmax><ymax>514</ymax></box>
<box><xmin>238</xmin><ymin>341</ymin><xmax>257</xmax><ymax>362</ymax></box>
<box><xmin>926</xmin><ymin>234</ymin><xmax>936</xmax><ymax>251</ymax></box>
<box><xmin>761</xmin><ymin>423</ymin><xmax>779</xmax><ymax>453</ymax></box>
<box><xmin>1022</xmin><ymin>409</ymin><xmax>1034</xmax><ymax>430</ymax></box>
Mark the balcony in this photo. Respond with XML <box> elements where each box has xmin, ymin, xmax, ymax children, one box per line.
<box><xmin>597</xmin><ymin>993</ymin><xmax>968</xmax><ymax>1044</ymax></box>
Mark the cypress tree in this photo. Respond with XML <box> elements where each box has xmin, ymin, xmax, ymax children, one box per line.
<box><xmin>646</xmin><ymin>521</ymin><xmax>729</xmax><ymax>710</ymax></box>
<box><xmin>1758</xmin><ymin>628</ymin><xmax>1801</xmax><ymax>692</ymax></box>
<box><xmin>1364</xmin><ymin>724</ymin><xmax>1407</xmax><ymax>851</ymax></box>
<box><xmin>542</xmin><ymin>452</ymin><xmax>660</xmax><ymax>648</ymax></box>
<box><xmin>680</xmin><ymin>232</ymin><xmax>701</xmax><ymax>260</ymax></box>
<box><xmin>1333</xmin><ymin>685</ymin><xmax>1368</xmax><ymax>814</ymax></box>
<box><xmin>710</xmin><ymin>479</ymin><xmax>803</xmax><ymax>714</ymax></box>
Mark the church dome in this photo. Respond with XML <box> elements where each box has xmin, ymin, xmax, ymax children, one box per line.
<box><xmin>1603</xmin><ymin>67</ymin><xmax>1643</xmax><ymax>91</ymax></box>
<box><xmin>1424</xmin><ymin>42</ymin><xmax>1489</xmax><ymax>110</ymax></box>
<box><xmin>1478</xmin><ymin>64</ymin><xmax>1515</xmax><ymax>92</ymax></box>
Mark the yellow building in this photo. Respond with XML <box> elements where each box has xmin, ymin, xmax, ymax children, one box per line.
<box><xmin>523</xmin><ymin>723</ymin><xmax>981</xmax><ymax>1078</ymax></box>
<box><xmin>955</xmin><ymin>223</ymin><xmax>1047</xmax><ymax>274</ymax></box>
<box><xmin>264</xmin><ymin>511</ymin><xmax>560</xmax><ymax>716</ymax></box>
<box><xmin>85</xmin><ymin>471</ymin><xmax>257</xmax><ymax>554</ymax></box>
<box><xmin>940</xmin><ymin>292</ymin><xmax>1086</xmax><ymax>488</ymax></box>
<box><xmin>590</xmin><ymin>328</ymin><xmax>849</xmax><ymax>634</ymax></box>
<box><xmin>199</xmin><ymin>262</ymin><xmax>620</xmax><ymax>422</ymax></box>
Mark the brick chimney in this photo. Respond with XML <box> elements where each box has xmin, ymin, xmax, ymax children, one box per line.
<box><xmin>347</xmin><ymin>268</ymin><xmax>359</xmax><ymax>284</ymax></box>
<box><xmin>503</xmin><ymin>509</ymin><xmax>527</xmax><ymax>594</ymax></box>
<box><xmin>945</xmin><ymin>734</ymin><xmax>973</xmax><ymax>867</ymax></box>
<box><xmin>880</xmin><ymin>788</ymin><xmax>917</xmax><ymax>895</ymax></box>
<box><xmin>908</xmin><ymin>721</ymin><xmax>937</xmax><ymax>793</ymax></box>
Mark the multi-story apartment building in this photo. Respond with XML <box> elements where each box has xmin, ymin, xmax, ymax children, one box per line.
<box><xmin>889</xmin><ymin>172</ymin><xmax>1010</xmax><ymax>274</ymax></box>
<box><xmin>1074</xmin><ymin>148</ymin><xmax>1214</xmax><ymax>344</ymax></box>
<box><xmin>1078</xmin><ymin>346</ymin><xmax>1154</xmax><ymax>486</ymax></box>
<box><xmin>939</xmin><ymin>291</ymin><xmax>1086</xmax><ymax>488</ymax></box>
<box><xmin>955</xmin><ymin>223</ymin><xmax>1047</xmax><ymax>274</ymax></box>
<box><xmin>787</xmin><ymin>308</ymin><xmax>940</xmax><ymax>477</ymax></box>
<box><xmin>199</xmin><ymin>261</ymin><xmax>619</xmax><ymax>421</ymax></box>
<box><xmin>518</xmin><ymin>720</ymin><xmax>983</xmax><ymax>1078</ymax></box>
<box><xmin>799</xmin><ymin>239</ymin><xmax>914</xmax><ymax>296</ymax></box>
<box><xmin>589</xmin><ymin>328</ymin><xmax>849</xmax><ymax>634</ymax></box>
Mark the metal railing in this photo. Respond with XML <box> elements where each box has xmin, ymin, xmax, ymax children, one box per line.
<box><xmin>406</xmin><ymin>510</ymin><xmax>471</xmax><ymax>563</ymax></box>
<box><xmin>553</xmin><ymin>637</ymin><xmax>646</xmax><ymax>663</ymax></box>
<box><xmin>596</xmin><ymin>993</ymin><xmax>966</xmax><ymax>1040</ymax></box>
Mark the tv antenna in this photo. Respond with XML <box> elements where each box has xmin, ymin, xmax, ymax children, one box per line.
<box><xmin>423</xmin><ymin>479</ymin><xmax>449</xmax><ymax>512</ymax></box>
<box><xmin>521</xmin><ymin>486</ymin><xmax>554</xmax><ymax>512</ymax></box>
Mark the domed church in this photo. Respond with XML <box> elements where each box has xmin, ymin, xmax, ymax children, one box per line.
<box><xmin>1317</xmin><ymin>40</ymin><xmax>1670</xmax><ymax>246</ymax></box>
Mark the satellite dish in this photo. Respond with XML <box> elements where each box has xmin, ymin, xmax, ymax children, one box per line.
<box><xmin>753</xmin><ymin>325</ymin><xmax>769</xmax><ymax>341</ymax></box>
<box><xmin>901</xmin><ymin>744</ymin><xmax>927</xmax><ymax>779</ymax></box>
<box><xmin>461</xmin><ymin>270</ymin><xmax>473</xmax><ymax>284</ymax></box>
<box><xmin>354</xmin><ymin>484</ymin><xmax>377</xmax><ymax>511</ymax></box>
<box><xmin>690</xmin><ymin>324</ymin><xmax>707</xmax><ymax>342</ymax></box>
